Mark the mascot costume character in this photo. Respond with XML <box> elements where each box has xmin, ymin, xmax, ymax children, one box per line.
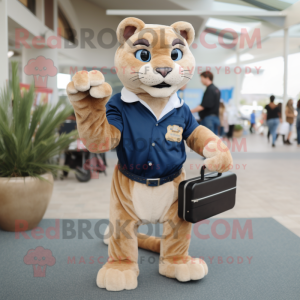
<box><xmin>67</xmin><ymin>17</ymin><xmax>233</xmax><ymax>291</ymax></box>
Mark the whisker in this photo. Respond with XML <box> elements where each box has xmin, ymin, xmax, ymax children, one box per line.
<box><xmin>132</xmin><ymin>77</ymin><xmax>144</xmax><ymax>81</ymax></box>
<box><xmin>181</xmin><ymin>76</ymin><xmax>191</xmax><ymax>80</ymax></box>
<box><xmin>130</xmin><ymin>75</ymin><xmax>139</xmax><ymax>79</ymax></box>
<box><xmin>130</xmin><ymin>72</ymin><xmax>144</xmax><ymax>74</ymax></box>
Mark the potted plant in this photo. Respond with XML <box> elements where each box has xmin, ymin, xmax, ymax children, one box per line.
<box><xmin>233</xmin><ymin>124</ymin><xmax>244</xmax><ymax>138</ymax></box>
<box><xmin>0</xmin><ymin>63</ymin><xmax>76</xmax><ymax>232</ymax></box>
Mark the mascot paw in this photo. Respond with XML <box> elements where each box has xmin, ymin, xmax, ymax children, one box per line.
<box><xmin>203</xmin><ymin>141</ymin><xmax>233</xmax><ymax>173</ymax></box>
<box><xmin>96</xmin><ymin>261</ymin><xmax>139</xmax><ymax>291</ymax></box>
<box><xmin>67</xmin><ymin>70</ymin><xmax>112</xmax><ymax>101</ymax></box>
<box><xmin>159</xmin><ymin>257</ymin><xmax>208</xmax><ymax>282</ymax></box>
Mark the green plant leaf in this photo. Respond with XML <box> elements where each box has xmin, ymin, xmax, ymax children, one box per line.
<box><xmin>0</xmin><ymin>62</ymin><xmax>77</xmax><ymax>178</ymax></box>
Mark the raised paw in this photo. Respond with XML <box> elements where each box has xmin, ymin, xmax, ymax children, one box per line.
<box><xmin>67</xmin><ymin>70</ymin><xmax>112</xmax><ymax>102</ymax></box>
<box><xmin>159</xmin><ymin>257</ymin><xmax>208</xmax><ymax>282</ymax></box>
<box><xmin>96</xmin><ymin>261</ymin><xmax>139</xmax><ymax>291</ymax></box>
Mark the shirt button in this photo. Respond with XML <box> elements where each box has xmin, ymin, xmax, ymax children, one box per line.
<box><xmin>156</xmin><ymin>124</ymin><xmax>158</xmax><ymax>126</ymax></box>
<box><xmin>148</xmin><ymin>162</ymin><xmax>152</xmax><ymax>166</ymax></box>
<box><xmin>152</xmin><ymin>142</ymin><xmax>155</xmax><ymax>147</ymax></box>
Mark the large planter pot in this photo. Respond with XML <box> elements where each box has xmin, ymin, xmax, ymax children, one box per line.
<box><xmin>0</xmin><ymin>173</ymin><xmax>53</xmax><ymax>232</ymax></box>
<box><xmin>233</xmin><ymin>129</ymin><xmax>243</xmax><ymax>138</ymax></box>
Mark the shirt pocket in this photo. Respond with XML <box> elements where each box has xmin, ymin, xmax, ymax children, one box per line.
<box><xmin>160</xmin><ymin>117</ymin><xmax>186</xmax><ymax>150</ymax></box>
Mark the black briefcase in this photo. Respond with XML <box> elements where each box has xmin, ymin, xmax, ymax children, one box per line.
<box><xmin>178</xmin><ymin>166</ymin><xmax>237</xmax><ymax>223</ymax></box>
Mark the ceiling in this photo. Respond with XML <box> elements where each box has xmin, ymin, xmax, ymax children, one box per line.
<box><xmin>215</xmin><ymin>0</ymin><xmax>298</xmax><ymax>11</ymax></box>
<box><xmin>85</xmin><ymin>0</ymin><xmax>300</xmax><ymax>64</ymax></box>
<box><xmin>86</xmin><ymin>0</ymin><xmax>208</xmax><ymax>36</ymax></box>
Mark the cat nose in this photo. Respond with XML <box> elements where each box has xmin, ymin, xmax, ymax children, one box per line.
<box><xmin>156</xmin><ymin>67</ymin><xmax>172</xmax><ymax>77</ymax></box>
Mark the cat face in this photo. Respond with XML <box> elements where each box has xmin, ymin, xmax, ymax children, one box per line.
<box><xmin>115</xmin><ymin>18</ymin><xmax>195</xmax><ymax>98</ymax></box>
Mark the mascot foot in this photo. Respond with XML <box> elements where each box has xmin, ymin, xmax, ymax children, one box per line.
<box><xmin>159</xmin><ymin>256</ymin><xmax>208</xmax><ymax>282</ymax></box>
<box><xmin>96</xmin><ymin>260</ymin><xmax>139</xmax><ymax>291</ymax></box>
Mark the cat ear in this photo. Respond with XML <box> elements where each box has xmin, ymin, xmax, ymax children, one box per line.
<box><xmin>170</xmin><ymin>22</ymin><xmax>195</xmax><ymax>46</ymax></box>
<box><xmin>116</xmin><ymin>17</ymin><xmax>146</xmax><ymax>44</ymax></box>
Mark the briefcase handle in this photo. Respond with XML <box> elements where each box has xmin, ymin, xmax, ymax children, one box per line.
<box><xmin>201</xmin><ymin>165</ymin><xmax>222</xmax><ymax>181</ymax></box>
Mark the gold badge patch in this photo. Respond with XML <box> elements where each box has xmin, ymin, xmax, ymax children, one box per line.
<box><xmin>165</xmin><ymin>125</ymin><xmax>183</xmax><ymax>142</ymax></box>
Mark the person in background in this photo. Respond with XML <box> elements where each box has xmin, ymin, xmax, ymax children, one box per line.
<box><xmin>219</xmin><ymin>101</ymin><xmax>225</xmax><ymax>137</ymax></box>
<box><xmin>264</xmin><ymin>95</ymin><xmax>280</xmax><ymax>147</ymax></box>
<box><xmin>258</xmin><ymin>112</ymin><xmax>267</xmax><ymax>136</ymax></box>
<box><xmin>296</xmin><ymin>99</ymin><xmax>300</xmax><ymax>146</ymax></box>
<box><xmin>275</xmin><ymin>103</ymin><xmax>286</xmax><ymax>144</ymax></box>
<box><xmin>226</xmin><ymin>101</ymin><xmax>239</xmax><ymax>139</ymax></box>
<box><xmin>191</xmin><ymin>71</ymin><xmax>220</xmax><ymax>135</ymax></box>
<box><xmin>285</xmin><ymin>99</ymin><xmax>295</xmax><ymax>145</ymax></box>
<box><xmin>66</xmin><ymin>112</ymin><xmax>76</xmax><ymax>121</ymax></box>
<box><xmin>177</xmin><ymin>84</ymin><xmax>187</xmax><ymax>99</ymax></box>
<box><xmin>250</xmin><ymin>110</ymin><xmax>255</xmax><ymax>134</ymax></box>
<box><xmin>268</xmin><ymin>103</ymin><xmax>284</xmax><ymax>143</ymax></box>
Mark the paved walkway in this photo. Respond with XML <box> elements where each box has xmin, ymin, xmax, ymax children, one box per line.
<box><xmin>45</xmin><ymin>133</ymin><xmax>300</xmax><ymax>237</ymax></box>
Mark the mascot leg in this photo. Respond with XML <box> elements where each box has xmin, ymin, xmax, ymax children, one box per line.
<box><xmin>96</xmin><ymin>169</ymin><xmax>139</xmax><ymax>291</ymax></box>
<box><xmin>159</xmin><ymin>201</ymin><xmax>208</xmax><ymax>282</ymax></box>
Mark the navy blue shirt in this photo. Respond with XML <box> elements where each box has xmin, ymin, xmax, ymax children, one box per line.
<box><xmin>106</xmin><ymin>92</ymin><xmax>199</xmax><ymax>179</ymax></box>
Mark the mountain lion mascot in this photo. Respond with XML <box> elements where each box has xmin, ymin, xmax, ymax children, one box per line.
<box><xmin>67</xmin><ymin>17</ymin><xmax>233</xmax><ymax>291</ymax></box>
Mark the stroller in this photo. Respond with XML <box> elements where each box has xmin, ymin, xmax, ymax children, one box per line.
<box><xmin>59</xmin><ymin>121</ymin><xmax>107</xmax><ymax>182</ymax></box>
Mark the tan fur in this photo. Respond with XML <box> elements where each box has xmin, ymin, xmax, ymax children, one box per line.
<box><xmin>67</xmin><ymin>17</ymin><xmax>233</xmax><ymax>292</ymax></box>
<box><xmin>98</xmin><ymin>167</ymin><xmax>205</xmax><ymax>288</ymax></box>
<box><xmin>115</xmin><ymin>20</ymin><xmax>195</xmax><ymax>98</ymax></box>
<box><xmin>67</xmin><ymin>71</ymin><xmax>120</xmax><ymax>153</ymax></box>
<box><xmin>137</xmin><ymin>234</ymin><xmax>160</xmax><ymax>253</ymax></box>
<box><xmin>187</xmin><ymin>126</ymin><xmax>233</xmax><ymax>172</ymax></box>
<box><xmin>170</xmin><ymin>22</ymin><xmax>195</xmax><ymax>46</ymax></box>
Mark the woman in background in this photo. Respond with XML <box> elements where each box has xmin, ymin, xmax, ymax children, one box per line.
<box><xmin>226</xmin><ymin>101</ymin><xmax>238</xmax><ymax>139</ymax></box>
<box><xmin>296</xmin><ymin>100</ymin><xmax>300</xmax><ymax>146</ymax></box>
<box><xmin>285</xmin><ymin>99</ymin><xmax>295</xmax><ymax>145</ymax></box>
<box><xmin>219</xmin><ymin>101</ymin><xmax>225</xmax><ymax>137</ymax></box>
<box><xmin>275</xmin><ymin>103</ymin><xmax>286</xmax><ymax>144</ymax></box>
<box><xmin>264</xmin><ymin>95</ymin><xmax>280</xmax><ymax>147</ymax></box>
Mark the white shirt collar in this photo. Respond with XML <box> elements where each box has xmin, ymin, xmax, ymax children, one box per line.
<box><xmin>120</xmin><ymin>87</ymin><xmax>184</xmax><ymax>121</ymax></box>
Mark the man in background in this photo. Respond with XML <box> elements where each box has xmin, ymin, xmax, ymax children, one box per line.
<box><xmin>250</xmin><ymin>110</ymin><xmax>256</xmax><ymax>134</ymax></box>
<box><xmin>191</xmin><ymin>71</ymin><xmax>220</xmax><ymax>135</ymax></box>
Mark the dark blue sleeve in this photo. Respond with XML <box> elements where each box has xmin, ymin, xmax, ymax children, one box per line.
<box><xmin>105</xmin><ymin>94</ymin><xmax>123</xmax><ymax>133</ymax></box>
<box><xmin>183</xmin><ymin>104</ymin><xmax>199</xmax><ymax>140</ymax></box>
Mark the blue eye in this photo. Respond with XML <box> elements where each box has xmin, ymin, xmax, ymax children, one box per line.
<box><xmin>135</xmin><ymin>49</ymin><xmax>151</xmax><ymax>62</ymax></box>
<box><xmin>171</xmin><ymin>48</ymin><xmax>183</xmax><ymax>61</ymax></box>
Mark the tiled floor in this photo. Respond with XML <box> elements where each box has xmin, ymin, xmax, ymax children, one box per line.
<box><xmin>45</xmin><ymin>132</ymin><xmax>300</xmax><ymax>236</ymax></box>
